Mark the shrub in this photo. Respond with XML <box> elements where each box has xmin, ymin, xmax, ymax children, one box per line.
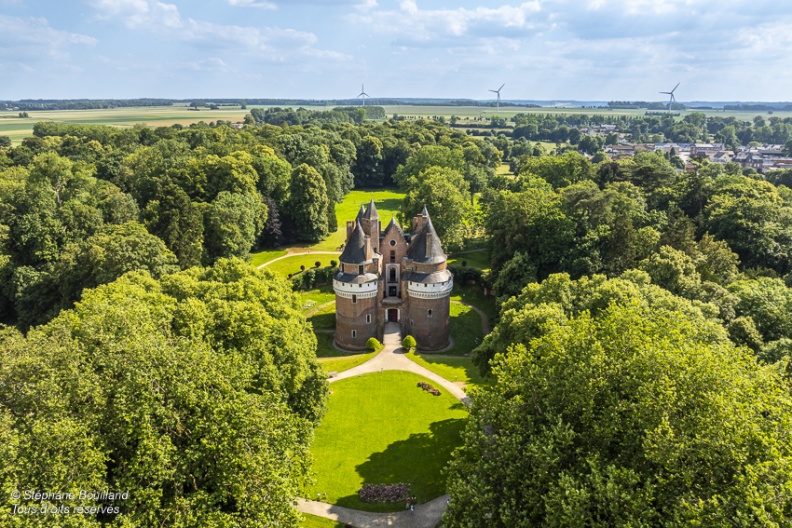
<box><xmin>315</xmin><ymin>261</ymin><xmax>321</xmax><ymax>268</ymax></box>
<box><xmin>366</xmin><ymin>337</ymin><xmax>381</xmax><ymax>351</ymax></box>
<box><xmin>330</xmin><ymin>259</ymin><xmax>338</xmax><ymax>267</ymax></box>
<box><xmin>300</xmin><ymin>264</ymin><xmax>306</xmax><ymax>272</ymax></box>
<box><xmin>358</xmin><ymin>483</ymin><xmax>411</xmax><ymax>503</ymax></box>
<box><xmin>462</xmin><ymin>260</ymin><xmax>467</xmax><ymax>267</ymax></box>
<box><xmin>402</xmin><ymin>335</ymin><xmax>417</xmax><ymax>349</ymax></box>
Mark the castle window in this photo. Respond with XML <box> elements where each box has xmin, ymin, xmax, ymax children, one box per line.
<box><xmin>389</xmin><ymin>268</ymin><xmax>397</xmax><ymax>282</ymax></box>
<box><xmin>390</xmin><ymin>250</ymin><xmax>396</xmax><ymax>263</ymax></box>
<box><xmin>352</xmin><ymin>295</ymin><xmax>357</xmax><ymax>304</ymax></box>
<box><xmin>389</xmin><ymin>239</ymin><xmax>396</xmax><ymax>247</ymax></box>
<box><xmin>366</xmin><ymin>314</ymin><xmax>371</xmax><ymax>324</ymax></box>
<box><xmin>352</xmin><ymin>330</ymin><xmax>357</xmax><ymax>338</ymax></box>
<box><xmin>359</xmin><ymin>265</ymin><xmax>364</xmax><ymax>275</ymax></box>
<box><xmin>428</xmin><ymin>309</ymin><xmax>433</xmax><ymax>317</ymax></box>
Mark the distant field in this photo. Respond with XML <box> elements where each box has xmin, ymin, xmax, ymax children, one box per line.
<box><xmin>380</xmin><ymin>105</ymin><xmax>792</xmax><ymax>122</ymax></box>
<box><xmin>2</xmin><ymin>104</ymin><xmax>784</xmax><ymax>146</ymax></box>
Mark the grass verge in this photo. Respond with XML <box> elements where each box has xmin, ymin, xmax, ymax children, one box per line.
<box><xmin>306</xmin><ymin>371</ymin><xmax>467</xmax><ymax>512</ymax></box>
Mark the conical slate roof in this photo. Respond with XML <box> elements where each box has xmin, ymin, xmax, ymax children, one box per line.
<box><xmin>339</xmin><ymin>221</ymin><xmax>370</xmax><ymax>264</ymax></box>
<box><xmin>356</xmin><ymin>204</ymin><xmax>366</xmax><ymax>222</ymax></box>
<box><xmin>406</xmin><ymin>211</ymin><xmax>445</xmax><ymax>264</ymax></box>
<box><xmin>363</xmin><ymin>199</ymin><xmax>379</xmax><ymax>220</ymax></box>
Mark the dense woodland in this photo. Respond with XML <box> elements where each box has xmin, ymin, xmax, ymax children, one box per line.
<box><xmin>2</xmin><ymin>113</ymin><xmax>792</xmax><ymax>525</ymax></box>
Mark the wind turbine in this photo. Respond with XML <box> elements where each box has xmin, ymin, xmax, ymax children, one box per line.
<box><xmin>489</xmin><ymin>83</ymin><xmax>505</xmax><ymax>111</ymax></box>
<box><xmin>357</xmin><ymin>84</ymin><xmax>369</xmax><ymax>107</ymax></box>
<box><xmin>660</xmin><ymin>82</ymin><xmax>680</xmax><ymax>112</ymax></box>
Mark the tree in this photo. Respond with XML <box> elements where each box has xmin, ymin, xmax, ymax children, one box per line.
<box><xmin>0</xmin><ymin>260</ymin><xmax>327</xmax><ymax>527</ymax></box>
<box><xmin>400</xmin><ymin>167</ymin><xmax>472</xmax><ymax>249</ymax></box>
<box><xmin>203</xmin><ymin>191</ymin><xmax>266</xmax><ymax>263</ymax></box>
<box><xmin>284</xmin><ymin>164</ymin><xmax>329</xmax><ymax>243</ymax></box>
<box><xmin>393</xmin><ymin>145</ymin><xmax>464</xmax><ymax>188</ymax></box>
<box><xmin>143</xmin><ymin>182</ymin><xmax>204</xmax><ymax>268</ymax></box>
<box><xmin>0</xmin><ymin>136</ymin><xmax>11</xmax><ymax>148</ymax></box>
<box><xmin>451</xmin><ymin>293</ymin><xmax>792</xmax><ymax>527</ymax></box>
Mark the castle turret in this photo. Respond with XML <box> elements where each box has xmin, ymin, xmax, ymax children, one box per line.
<box><xmin>360</xmin><ymin>199</ymin><xmax>381</xmax><ymax>254</ymax></box>
<box><xmin>402</xmin><ymin>210</ymin><xmax>452</xmax><ymax>350</ymax></box>
<box><xmin>334</xmin><ymin>220</ymin><xmax>381</xmax><ymax>350</ymax></box>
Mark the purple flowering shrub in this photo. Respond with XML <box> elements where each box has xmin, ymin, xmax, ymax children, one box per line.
<box><xmin>358</xmin><ymin>483</ymin><xmax>411</xmax><ymax>503</ymax></box>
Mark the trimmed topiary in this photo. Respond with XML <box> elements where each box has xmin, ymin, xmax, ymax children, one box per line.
<box><xmin>366</xmin><ymin>337</ymin><xmax>381</xmax><ymax>351</ymax></box>
<box><xmin>315</xmin><ymin>261</ymin><xmax>321</xmax><ymax>268</ymax></box>
<box><xmin>402</xmin><ymin>335</ymin><xmax>417</xmax><ymax>350</ymax></box>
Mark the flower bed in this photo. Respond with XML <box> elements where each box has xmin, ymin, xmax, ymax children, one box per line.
<box><xmin>358</xmin><ymin>483</ymin><xmax>411</xmax><ymax>503</ymax></box>
<box><xmin>417</xmin><ymin>381</ymin><xmax>441</xmax><ymax>396</ymax></box>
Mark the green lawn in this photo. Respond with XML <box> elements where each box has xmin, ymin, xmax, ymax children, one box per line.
<box><xmin>307</xmin><ymin>303</ymin><xmax>335</xmax><ymax>330</ymax></box>
<box><xmin>448</xmin><ymin>250</ymin><xmax>491</xmax><ymax>271</ymax></box>
<box><xmin>451</xmin><ymin>284</ymin><xmax>497</xmax><ymax>322</ymax></box>
<box><xmin>313</xmin><ymin>189</ymin><xmax>405</xmax><ymax>251</ymax></box>
<box><xmin>300</xmin><ymin>286</ymin><xmax>335</xmax><ymax>313</ymax></box>
<box><xmin>299</xmin><ymin>514</ymin><xmax>344</xmax><ymax>528</ymax></box>
<box><xmin>306</xmin><ymin>371</ymin><xmax>468</xmax><ymax>512</ymax></box>
<box><xmin>250</xmin><ymin>249</ymin><xmax>287</xmax><ymax>268</ymax></box>
<box><xmin>405</xmin><ymin>351</ymin><xmax>490</xmax><ymax>389</ymax></box>
<box><xmin>319</xmin><ymin>353</ymin><xmax>377</xmax><ymax>376</ymax></box>
<box><xmin>315</xmin><ymin>333</ymin><xmax>377</xmax><ymax>375</ymax></box>
<box><xmin>266</xmin><ymin>256</ymin><xmax>337</xmax><ymax>277</ymax></box>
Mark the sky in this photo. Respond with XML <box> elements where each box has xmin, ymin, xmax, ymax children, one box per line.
<box><xmin>1</xmin><ymin>0</ymin><xmax>792</xmax><ymax>101</ymax></box>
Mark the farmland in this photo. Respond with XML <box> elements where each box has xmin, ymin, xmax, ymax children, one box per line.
<box><xmin>3</xmin><ymin>103</ymin><xmax>790</xmax><ymax>146</ymax></box>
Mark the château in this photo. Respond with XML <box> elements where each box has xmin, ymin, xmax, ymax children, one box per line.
<box><xmin>334</xmin><ymin>201</ymin><xmax>452</xmax><ymax>351</ymax></box>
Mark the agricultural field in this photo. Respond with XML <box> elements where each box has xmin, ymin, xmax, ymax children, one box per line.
<box><xmin>0</xmin><ymin>105</ymin><xmax>253</xmax><ymax>145</ymax></box>
<box><xmin>2</xmin><ymin>104</ymin><xmax>787</xmax><ymax>147</ymax></box>
<box><xmin>306</xmin><ymin>371</ymin><xmax>467</xmax><ymax>512</ymax></box>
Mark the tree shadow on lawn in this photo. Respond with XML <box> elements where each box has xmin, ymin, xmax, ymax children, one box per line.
<box><xmin>335</xmin><ymin>418</ymin><xmax>466</xmax><ymax>510</ymax></box>
<box><xmin>309</xmin><ymin>312</ymin><xmax>336</xmax><ymax>330</ymax></box>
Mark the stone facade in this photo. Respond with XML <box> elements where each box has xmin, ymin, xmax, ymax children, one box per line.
<box><xmin>334</xmin><ymin>202</ymin><xmax>452</xmax><ymax>351</ymax></box>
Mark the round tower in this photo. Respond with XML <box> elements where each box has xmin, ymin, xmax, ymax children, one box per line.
<box><xmin>334</xmin><ymin>219</ymin><xmax>381</xmax><ymax>350</ymax></box>
<box><xmin>402</xmin><ymin>208</ymin><xmax>452</xmax><ymax>351</ymax></box>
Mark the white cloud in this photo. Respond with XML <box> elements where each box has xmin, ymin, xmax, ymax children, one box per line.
<box><xmin>349</xmin><ymin>1</ymin><xmax>544</xmax><ymax>44</ymax></box>
<box><xmin>0</xmin><ymin>15</ymin><xmax>96</xmax><ymax>60</ymax></box>
<box><xmin>227</xmin><ymin>0</ymin><xmax>277</xmax><ymax>10</ymax></box>
<box><xmin>88</xmin><ymin>0</ymin><xmax>180</xmax><ymax>29</ymax></box>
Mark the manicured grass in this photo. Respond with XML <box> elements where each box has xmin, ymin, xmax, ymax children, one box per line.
<box><xmin>315</xmin><ymin>333</ymin><xmax>377</xmax><ymax>375</ymax></box>
<box><xmin>405</xmin><ymin>350</ymin><xmax>490</xmax><ymax>389</ymax></box>
<box><xmin>318</xmin><ymin>353</ymin><xmax>377</xmax><ymax>375</ymax></box>
<box><xmin>300</xmin><ymin>286</ymin><xmax>335</xmax><ymax>313</ymax></box>
<box><xmin>307</xmin><ymin>371</ymin><xmax>468</xmax><ymax>512</ymax></box>
<box><xmin>451</xmin><ymin>284</ymin><xmax>498</xmax><ymax>322</ymax></box>
<box><xmin>311</xmin><ymin>189</ymin><xmax>406</xmax><ymax>251</ymax></box>
<box><xmin>299</xmin><ymin>514</ymin><xmax>344</xmax><ymax>528</ymax></box>
<box><xmin>448</xmin><ymin>249</ymin><xmax>491</xmax><ymax>271</ymax></box>
<box><xmin>250</xmin><ymin>249</ymin><xmax>287</xmax><ymax>267</ymax></box>
<box><xmin>266</xmin><ymin>256</ymin><xmax>337</xmax><ymax>277</ymax></box>
<box><xmin>307</xmin><ymin>303</ymin><xmax>335</xmax><ymax>330</ymax></box>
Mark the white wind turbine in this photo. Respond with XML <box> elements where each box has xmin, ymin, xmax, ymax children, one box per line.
<box><xmin>660</xmin><ymin>82</ymin><xmax>680</xmax><ymax>112</ymax></box>
<box><xmin>357</xmin><ymin>84</ymin><xmax>370</xmax><ymax>107</ymax></box>
<box><xmin>489</xmin><ymin>83</ymin><xmax>505</xmax><ymax>111</ymax></box>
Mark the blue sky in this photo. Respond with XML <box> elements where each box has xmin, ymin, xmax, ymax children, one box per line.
<box><xmin>1</xmin><ymin>0</ymin><xmax>792</xmax><ymax>101</ymax></box>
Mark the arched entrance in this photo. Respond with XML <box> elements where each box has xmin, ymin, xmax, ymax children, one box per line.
<box><xmin>387</xmin><ymin>308</ymin><xmax>399</xmax><ymax>322</ymax></box>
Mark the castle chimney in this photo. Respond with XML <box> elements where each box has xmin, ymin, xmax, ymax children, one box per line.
<box><xmin>346</xmin><ymin>221</ymin><xmax>355</xmax><ymax>240</ymax></box>
<box><xmin>426</xmin><ymin>232</ymin><xmax>433</xmax><ymax>258</ymax></box>
<box><xmin>365</xmin><ymin>235</ymin><xmax>372</xmax><ymax>260</ymax></box>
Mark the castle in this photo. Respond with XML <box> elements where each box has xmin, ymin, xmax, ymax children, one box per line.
<box><xmin>334</xmin><ymin>201</ymin><xmax>452</xmax><ymax>351</ymax></box>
